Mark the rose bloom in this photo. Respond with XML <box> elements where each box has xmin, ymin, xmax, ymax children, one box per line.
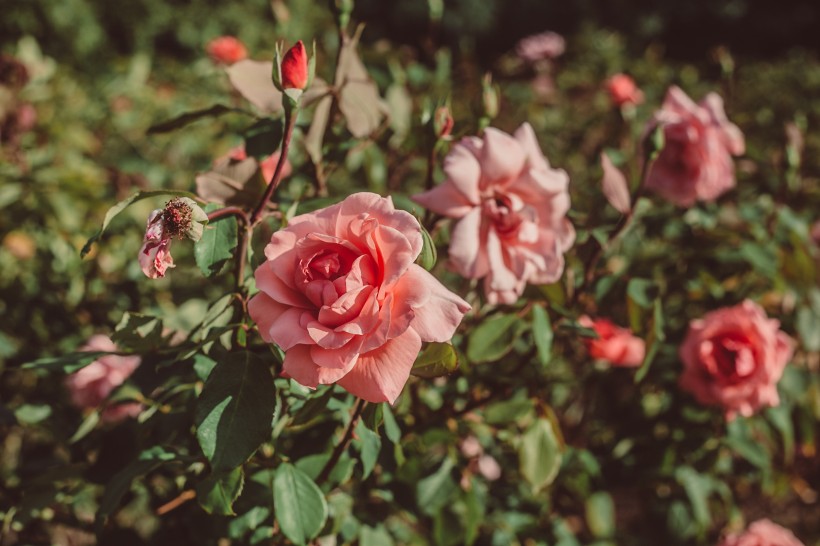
<box><xmin>606</xmin><ymin>73</ymin><xmax>644</xmax><ymax>107</ymax></box>
<box><xmin>719</xmin><ymin>519</ymin><xmax>805</xmax><ymax>546</ymax></box>
<box><xmin>579</xmin><ymin>316</ymin><xmax>645</xmax><ymax>367</ymax></box>
<box><xmin>206</xmin><ymin>36</ymin><xmax>248</xmax><ymax>65</ymax></box>
<box><xmin>644</xmin><ymin>86</ymin><xmax>745</xmax><ymax>207</ymax></box>
<box><xmin>248</xmin><ymin>192</ymin><xmax>470</xmax><ymax>404</ymax></box>
<box><xmin>414</xmin><ymin>123</ymin><xmax>574</xmax><ymax>304</ymax></box>
<box><xmin>515</xmin><ymin>31</ymin><xmax>566</xmax><ymax>62</ymax></box>
<box><xmin>679</xmin><ymin>300</ymin><xmax>793</xmax><ymax>420</ymax></box>
<box><xmin>65</xmin><ymin>335</ymin><xmax>141</xmax><ymax>423</ymax></box>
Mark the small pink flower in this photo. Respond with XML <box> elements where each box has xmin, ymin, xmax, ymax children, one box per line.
<box><xmin>606</xmin><ymin>73</ymin><xmax>644</xmax><ymax>107</ymax></box>
<box><xmin>206</xmin><ymin>36</ymin><xmax>248</xmax><ymax>65</ymax></box>
<box><xmin>414</xmin><ymin>123</ymin><xmax>574</xmax><ymax>304</ymax></box>
<box><xmin>65</xmin><ymin>335</ymin><xmax>141</xmax><ymax>423</ymax></box>
<box><xmin>579</xmin><ymin>316</ymin><xmax>645</xmax><ymax>367</ymax></box>
<box><xmin>644</xmin><ymin>86</ymin><xmax>745</xmax><ymax>207</ymax></box>
<box><xmin>280</xmin><ymin>40</ymin><xmax>309</xmax><ymax>90</ymax></box>
<box><xmin>719</xmin><ymin>519</ymin><xmax>805</xmax><ymax>546</ymax></box>
<box><xmin>679</xmin><ymin>300</ymin><xmax>793</xmax><ymax>421</ymax></box>
<box><xmin>249</xmin><ymin>192</ymin><xmax>470</xmax><ymax>404</ymax></box>
<box><xmin>516</xmin><ymin>31</ymin><xmax>566</xmax><ymax>63</ymax></box>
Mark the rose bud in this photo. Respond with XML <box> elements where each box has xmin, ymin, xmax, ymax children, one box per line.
<box><xmin>206</xmin><ymin>36</ymin><xmax>248</xmax><ymax>65</ymax></box>
<box><xmin>433</xmin><ymin>106</ymin><xmax>454</xmax><ymax>139</ymax></box>
<box><xmin>606</xmin><ymin>73</ymin><xmax>644</xmax><ymax>107</ymax></box>
<box><xmin>280</xmin><ymin>40</ymin><xmax>309</xmax><ymax>90</ymax></box>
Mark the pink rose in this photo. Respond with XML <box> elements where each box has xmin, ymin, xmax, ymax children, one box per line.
<box><xmin>719</xmin><ymin>519</ymin><xmax>805</xmax><ymax>546</ymax></box>
<box><xmin>413</xmin><ymin>123</ymin><xmax>574</xmax><ymax>304</ymax></box>
<box><xmin>248</xmin><ymin>192</ymin><xmax>470</xmax><ymax>403</ymax></box>
<box><xmin>644</xmin><ymin>86</ymin><xmax>745</xmax><ymax>207</ymax></box>
<box><xmin>65</xmin><ymin>335</ymin><xmax>141</xmax><ymax>423</ymax></box>
<box><xmin>206</xmin><ymin>36</ymin><xmax>248</xmax><ymax>65</ymax></box>
<box><xmin>515</xmin><ymin>31</ymin><xmax>566</xmax><ymax>63</ymax></box>
<box><xmin>606</xmin><ymin>73</ymin><xmax>644</xmax><ymax>107</ymax></box>
<box><xmin>579</xmin><ymin>316</ymin><xmax>645</xmax><ymax>367</ymax></box>
<box><xmin>679</xmin><ymin>300</ymin><xmax>793</xmax><ymax>420</ymax></box>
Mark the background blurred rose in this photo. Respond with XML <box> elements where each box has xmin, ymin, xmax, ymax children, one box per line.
<box><xmin>515</xmin><ymin>31</ymin><xmax>565</xmax><ymax>62</ymax></box>
<box><xmin>719</xmin><ymin>519</ymin><xmax>805</xmax><ymax>546</ymax></box>
<box><xmin>679</xmin><ymin>300</ymin><xmax>793</xmax><ymax>420</ymax></box>
<box><xmin>206</xmin><ymin>36</ymin><xmax>248</xmax><ymax>65</ymax></box>
<box><xmin>579</xmin><ymin>316</ymin><xmax>645</xmax><ymax>367</ymax></box>
<box><xmin>414</xmin><ymin>123</ymin><xmax>574</xmax><ymax>304</ymax></box>
<box><xmin>644</xmin><ymin>86</ymin><xmax>744</xmax><ymax>207</ymax></box>
<box><xmin>606</xmin><ymin>73</ymin><xmax>644</xmax><ymax>107</ymax></box>
<box><xmin>65</xmin><ymin>335</ymin><xmax>141</xmax><ymax>423</ymax></box>
<box><xmin>249</xmin><ymin>192</ymin><xmax>470</xmax><ymax>403</ymax></box>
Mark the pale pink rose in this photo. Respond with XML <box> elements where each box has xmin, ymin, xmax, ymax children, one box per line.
<box><xmin>477</xmin><ymin>455</ymin><xmax>502</xmax><ymax>481</ymax></box>
<box><xmin>679</xmin><ymin>300</ymin><xmax>793</xmax><ymax>421</ymax></box>
<box><xmin>414</xmin><ymin>123</ymin><xmax>574</xmax><ymax>304</ymax></box>
<box><xmin>719</xmin><ymin>519</ymin><xmax>805</xmax><ymax>546</ymax></box>
<box><xmin>248</xmin><ymin>192</ymin><xmax>470</xmax><ymax>403</ymax></box>
<box><xmin>606</xmin><ymin>73</ymin><xmax>644</xmax><ymax>107</ymax></box>
<box><xmin>579</xmin><ymin>316</ymin><xmax>645</xmax><ymax>367</ymax></box>
<box><xmin>206</xmin><ymin>36</ymin><xmax>248</xmax><ymax>65</ymax></box>
<box><xmin>65</xmin><ymin>335</ymin><xmax>141</xmax><ymax>423</ymax></box>
<box><xmin>644</xmin><ymin>86</ymin><xmax>745</xmax><ymax>207</ymax></box>
<box><xmin>516</xmin><ymin>31</ymin><xmax>566</xmax><ymax>62</ymax></box>
<box><xmin>221</xmin><ymin>146</ymin><xmax>292</xmax><ymax>184</ymax></box>
<box><xmin>139</xmin><ymin>209</ymin><xmax>175</xmax><ymax>279</ymax></box>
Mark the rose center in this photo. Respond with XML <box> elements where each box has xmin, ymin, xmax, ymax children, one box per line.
<box><xmin>712</xmin><ymin>335</ymin><xmax>756</xmax><ymax>384</ymax></box>
<box><xmin>483</xmin><ymin>195</ymin><xmax>523</xmax><ymax>237</ymax></box>
<box><xmin>309</xmin><ymin>251</ymin><xmax>343</xmax><ymax>280</ymax></box>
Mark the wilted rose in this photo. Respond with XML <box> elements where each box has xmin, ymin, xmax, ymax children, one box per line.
<box><xmin>644</xmin><ymin>86</ymin><xmax>744</xmax><ymax>207</ymax></box>
<box><xmin>139</xmin><ymin>198</ymin><xmax>207</xmax><ymax>279</ymax></box>
<box><xmin>206</xmin><ymin>36</ymin><xmax>248</xmax><ymax>65</ymax></box>
<box><xmin>606</xmin><ymin>73</ymin><xmax>644</xmax><ymax>107</ymax></box>
<box><xmin>579</xmin><ymin>316</ymin><xmax>645</xmax><ymax>367</ymax></box>
<box><xmin>719</xmin><ymin>519</ymin><xmax>805</xmax><ymax>546</ymax></box>
<box><xmin>414</xmin><ymin>123</ymin><xmax>574</xmax><ymax>304</ymax></box>
<box><xmin>679</xmin><ymin>300</ymin><xmax>793</xmax><ymax>420</ymax></box>
<box><xmin>248</xmin><ymin>192</ymin><xmax>470</xmax><ymax>403</ymax></box>
<box><xmin>65</xmin><ymin>335</ymin><xmax>141</xmax><ymax>423</ymax></box>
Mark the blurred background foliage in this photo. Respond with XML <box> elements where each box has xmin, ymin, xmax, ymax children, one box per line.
<box><xmin>1</xmin><ymin>0</ymin><xmax>819</xmax><ymax>545</ymax></box>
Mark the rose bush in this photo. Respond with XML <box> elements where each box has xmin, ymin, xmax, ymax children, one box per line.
<box><xmin>679</xmin><ymin>300</ymin><xmax>794</xmax><ymax>420</ymax></box>
<box><xmin>249</xmin><ymin>192</ymin><xmax>470</xmax><ymax>403</ymax></box>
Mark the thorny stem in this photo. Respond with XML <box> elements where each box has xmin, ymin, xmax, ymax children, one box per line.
<box><xmin>315</xmin><ymin>398</ymin><xmax>367</xmax><ymax>485</ymax></box>
<box><xmin>206</xmin><ymin>206</ymin><xmax>249</xmax><ymax>225</ymax></box>
<box><xmin>250</xmin><ymin>105</ymin><xmax>297</xmax><ymax>226</ymax></box>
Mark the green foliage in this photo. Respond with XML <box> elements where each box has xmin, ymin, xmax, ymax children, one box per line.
<box><xmin>273</xmin><ymin>463</ymin><xmax>328</xmax><ymax>545</ymax></box>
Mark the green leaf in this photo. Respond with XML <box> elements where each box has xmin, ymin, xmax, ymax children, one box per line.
<box><xmin>195</xmin><ymin>351</ymin><xmax>276</xmax><ymax>471</ymax></box>
<box><xmin>360</xmin><ymin>525</ymin><xmax>394</xmax><ymax>546</ymax></box>
<box><xmin>411</xmin><ymin>342</ymin><xmax>458</xmax><ymax>378</ymax></box>
<box><xmin>382</xmin><ymin>405</ymin><xmax>401</xmax><ymax>444</ymax></box>
<box><xmin>415</xmin><ymin>224</ymin><xmax>437</xmax><ymax>271</ymax></box>
<box><xmin>68</xmin><ymin>410</ymin><xmax>101</xmax><ymax>443</ymax></box>
<box><xmin>96</xmin><ymin>446</ymin><xmax>177</xmax><ymax>530</ymax></box>
<box><xmin>13</xmin><ymin>404</ymin><xmax>52</xmax><ymax>425</ymax></box>
<box><xmin>626</xmin><ymin>278</ymin><xmax>654</xmax><ymax>308</ymax></box>
<box><xmin>147</xmin><ymin>104</ymin><xmax>239</xmax><ymax>134</ymax></box>
<box><xmin>634</xmin><ymin>299</ymin><xmax>665</xmax><ymax>383</ymax></box>
<box><xmin>466</xmin><ymin>313</ymin><xmax>523</xmax><ymax>363</ymax></box>
<box><xmin>484</xmin><ymin>394</ymin><xmax>533</xmax><ymax>425</ymax></box>
<box><xmin>228</xmin><ymin>507</ymin><xmax>271</xmax><ymax>540</ymax></box>
<box><xmin>675</xmin><ymin>466</ymin><xmax>712</xmax><ymax>529</ymax></box>
<box><xmin>196</xmin><ymin>467</ymin><xmax>245</xmax><ymax>515</ymax></box>
<box><xmin>417</xmin><ymin>458</ymin><xmax>457</xmax><ymax>516</ymax></box>
<box><xmin>81</xmin><ymin>189</ymin><xmax>199</xmax><ymax>257</ymax></box>
<box><xmin>22</xmin><ymin>351</ymin><xmax>110</xmax><ymax>373</ymax></box>
<box><xmin>193</xmin><ymin>354</ymin><xmax>217</xmax><ymax>382</ymax></box>
<box><xmin>585</xmin><ymin>491</ymin><xmax>615</xmax><ymax>538</ymax></box>
<box><xmin>531</xmin><ymin>305</ymin><xmax>553</xmax><ymax>367</ymax></box>
<box><xmin>112</xmin><ymin>312</ymin><xmax>164</xmax><ymax>352</ymax></box>
<box><xmin>355</xmin><ymin>419</ymin><xmax>381</xmax><ymax>479</ymax></box>
<box><xmin>194</xmin><ymin>205</ymin><xmax>238</xmax><ymax>277</ymax></box>
<box><xmin>519</xmin><ymin>418</ymin><xmax>562</xmax><ymax>492</ymax></box>
<box><xmin>273</xmin><ymin>463</ymin><xmax>328</xmax><ymax>546</ymax></box>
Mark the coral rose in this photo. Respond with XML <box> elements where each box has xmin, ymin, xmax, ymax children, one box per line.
<box><xmin>679</xmin><ymin>300</ymin><xmax>793</xmax><ymax>420</ymax></box>
<box><xmin>719</xmin><ymin>519</ymin><xmax>805</xmax><ymax>546</ymax></box>
<box><xmin>248</xmin><ymin>192</ymin><xmax>470</xmax><ymax>403</ymax></box>
<box><xmin>606</xmin><ymin>73</ymin><xmax>644</xmax><ymax>107</ymax></box>
<box><xmin>206</xmin><ymin>36</ymin><xmax>248</xmax><ymax>65</ymax></box>
<box><xmin>579</xmin><ymin>316</ymin><xmax>645</xmax><ymax>367</ymax></box>
<box><xmin>280</xmin><ymin>40</ymin><xmax>309</xmax><ymax>91</ymax></box>
<box><xmin>644</xmin><ymin>86</ymin><xmax>744</xmax><ymax>207</ymax></box>
<box><xmin>413</xmin><ymin>123</ymin><xmax>574</xmax><ymax>304</ymax></box>
<box><xmin>65</xmin><ymin>335</ymin><xmax>141</xmax><ymax>423</ymax></box>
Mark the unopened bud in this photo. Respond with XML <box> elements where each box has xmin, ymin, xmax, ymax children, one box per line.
<box><xmin>281</xmin><ymin>40</ymin><xmax>309</xmax><ymax>91</ymax></box>
<box><xmin>482</xmin><ymin>73</ymin><xmax>499</xmax><ymax>119</ymax></box>
<box><xmin>433</xmin><ymin>106</ymin><xmax>454</xmax><ymax>139</ymax></box>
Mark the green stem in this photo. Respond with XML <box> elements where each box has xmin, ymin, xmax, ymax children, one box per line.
<box><xmin>250</xmin><ymin>106</ymin><xmax>298</xmax><ymax>226</ymax></box>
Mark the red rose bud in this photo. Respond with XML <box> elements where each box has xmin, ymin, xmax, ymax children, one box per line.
<box><xmin>606</xmin><ymin>73</ymin><xmax>644</xmax><ymax>107</ymax></box>
<box><xmin>206</xmin><ymin>36</ymin><xmax>248</xmax><ymax>65</ymax></box>
<box><xmin>281</xmin><ymin>40</ymin><xmax>309</xmax><ymax>90</ymax></box>
<box><xmin>433</xmin><ymin>106</ymin><xmax>454</xmax><ymax>139</ymax></box>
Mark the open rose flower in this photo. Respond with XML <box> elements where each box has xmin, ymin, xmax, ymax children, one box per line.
<box><xmin>206</xmin><ymin>36</ymin><xmax>248</xmax><ymax>65</ymax></box>
<box><xmin>719</xmin><ymin>519</ymin><xmax>805</xmax><ymax>546</ymax></box>
<box><xmin>248</xmin><ymin>192</ymin><xmax>470</xmax><ymax>403</ymax></box>
<box><xmin>579</xmin><ymin>316</ymin><xmax>645</xmax><ymax>367</ymax></box>
<box><xmin>679</xmin><ymin>300</ymin><xmax>793</xmax><ymax>420</ymax></box>
<box><xmin>644</xmin><ymin>86</ymin><xmax>744</xmax><ymax>207</ymax></box>
<box><xmin>414</xmin><ymin>123</ymin><xmax>574</xmax><ymax>304</ymax></box>
<box><xmin>65</xmin><ymin>335</ymin><xmax>141</xmax><ymax>423</ymax></box>
<box><xmin>139</xmin><ymin>198</ymin><xmax>207</xmax><ymax>279</ymax></box>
